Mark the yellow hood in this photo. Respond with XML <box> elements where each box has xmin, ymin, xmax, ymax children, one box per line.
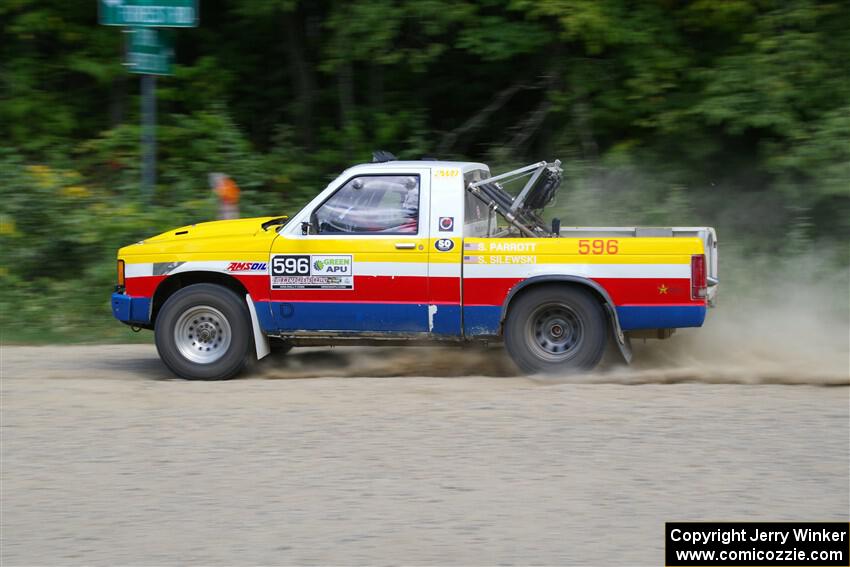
<box><xmin>144</xmin><ymin>217</ymin><xmax>280</xmax><ymax>243</ymax></box>
<box><xmin>120</xmin><ymin>216</ymin><xmax>285</xmax><ymax>258</ymax></box>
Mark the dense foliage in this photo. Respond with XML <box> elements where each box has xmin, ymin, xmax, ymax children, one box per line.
<box><xmin>1</xmin><ymin>0</ymin><xmax>848</xmax><ymax>341</ymax></box>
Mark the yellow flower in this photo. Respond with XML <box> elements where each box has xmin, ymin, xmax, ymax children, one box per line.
<box><xmin>62</xmin><ymin>186</ymin><xmax>91</xmax><ymax>198</ymax></box>
<box><xmin>26</xmin><ymin>164</ymin><xmax>58</xmax><ymax>189</ymax></box>
<box><xmin>0</xmin><ymin>219</ymin><xmax>16</xmax><ymax>236</ymax></box>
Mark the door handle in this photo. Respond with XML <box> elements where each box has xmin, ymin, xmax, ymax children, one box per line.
<box><xmin>395</xmin><ymin>242</ymin><xmax>416</xmax><ymax>250</ymax></box>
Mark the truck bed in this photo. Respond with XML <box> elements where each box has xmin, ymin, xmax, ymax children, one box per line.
<box><xmin>558</xmin><ymin>226</ymin><xmax>719</xmax><ymax>305</ymax></box>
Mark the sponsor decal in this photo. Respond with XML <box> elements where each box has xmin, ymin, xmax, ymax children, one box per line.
<box><xmin>312</xmin><ymin>256</ymin><xmax>351</xmax><ymax>274</ymax></box>
<box><xmin>226</xmin><ymin>262</ymin><xmax>268</xmax><ymax>272</ymax></box>
<box><xmin>438</xmin><ymin>216</ymin><xmax>454</xmax><ymax>232</ymax></box>
<box><xmin>271</xmin><ymin>254</ymin><xmax>353</xmax><ymax>289</ymax></box>
<box><xmin>435</xmin><ymin>238</ymin><xmax>455</xmax><ymax>252</ymax></box>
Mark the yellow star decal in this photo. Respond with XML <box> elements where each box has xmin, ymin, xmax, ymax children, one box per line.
<box><xmin>658</xmin><ymin>284</ymin><xmax>669</xmax><ymax>295</ymax></box>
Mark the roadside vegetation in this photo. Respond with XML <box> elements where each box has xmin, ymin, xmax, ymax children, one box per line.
<box><xmin>1</xmin><ymin>1</ymin><xmax>847</xmax><ymax>343</ymax></box>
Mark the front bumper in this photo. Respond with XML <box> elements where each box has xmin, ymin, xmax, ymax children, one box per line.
<box><xmin>111</xmin><ymin>292</ymin><xmax>151</xmax><ymax>325</ymax></box>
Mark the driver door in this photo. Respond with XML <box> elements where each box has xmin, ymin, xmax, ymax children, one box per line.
<box><xmin>268</xmin><ymin>169</ymin><xmax>431</xmax><ymax>334</ymax></box>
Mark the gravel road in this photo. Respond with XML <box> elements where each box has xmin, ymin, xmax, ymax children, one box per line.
<box><xmin>2</xmin><ymin>344</ymin><xmax>848</xmax><ymax>566</ymax></box>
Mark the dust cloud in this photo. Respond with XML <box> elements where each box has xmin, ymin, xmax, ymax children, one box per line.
<box><xmin>602</xmin><ymin>252</ymin><xmax>850</xmax><ymax>387</ymax></box>
<box><xmin>259</xmin><ymin>253</ymin><xmax>849</xmax><ymax>387</ymax></box>
<box><xmin>258</xmin><ymin>345</ymin><xmax>516</xmax><ymax>380</ymax></box>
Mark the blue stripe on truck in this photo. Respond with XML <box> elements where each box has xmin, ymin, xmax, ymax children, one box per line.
<box><xmin>616</xmin><ymin>305</ymin><xmax>706</xmax><ymax>330</ymax></box>
<box><xmin>257</xmin><ymin>301</ymin><xmax>429</xmax><ymax>333</ymax></box>
<box><xmin>462</xmin><ymin>306</ymin><xmax>502</xmax><ymax>336</ymax></box>
<box><xmin>249</xmin><ymin>301</ymin><xmax>706</xmax><ymax>335</ymax></box>
<box><xmin>254</xmin><ymin>301</ymin><xmax>464</xmax><ymax>336</ymax></box>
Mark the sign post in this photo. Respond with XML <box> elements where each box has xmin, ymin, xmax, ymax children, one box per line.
<box><xmin>125</xmin><ymin>27</ymin><xmax>174</xmax><ymax>200</ymax></box>
<box><xmin>99</xmin><ymin>0</ymin><xmax>197</xmax><ymax>201</ymax></box>
<box><xmin>140</xmin><ymin>75</ymin><xmax>157</xmax><ymax>201</ymax></box>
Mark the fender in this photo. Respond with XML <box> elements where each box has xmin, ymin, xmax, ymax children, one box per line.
<box><xmin>500</xmin><ymin>275</ymin><xmax>632</xmax><ymax>364</ymax></box>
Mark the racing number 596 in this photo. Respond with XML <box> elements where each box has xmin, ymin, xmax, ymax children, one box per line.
<box><xmin>578</xmin><ymin>239</ymin><xmax>619</xmax><ymax>255</ymax></box>
<box><xmin>272</xmin><ymin>255</ymin><xmax>310</xmax><ymax>275</ymax></box>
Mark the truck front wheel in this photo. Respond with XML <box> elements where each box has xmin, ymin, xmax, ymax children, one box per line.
<box><xmin>504</xmin><ymin>285</ymin><xmax>607</xmax><ymax>374</ymax></box>
<box><xmin>155</xmin><ymin>284</ymin><xmax>251</xmax><ymax>380</ymax></box>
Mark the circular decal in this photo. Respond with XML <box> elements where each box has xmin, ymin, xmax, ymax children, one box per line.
<box><xmin>435</xmin><ymin>238</ymin><xmax>455</xmax><ymax>252</ymax></box>
<box><xmin>439</xmin><ymin>216</ymin><xmax>454</xmax><ymax>231</ymax></box>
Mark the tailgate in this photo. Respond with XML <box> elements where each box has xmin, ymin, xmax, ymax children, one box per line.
<box><xmin>671</xmin><ymin>227</ymin><xmax>719</xmax><ymax>306</ymax></box>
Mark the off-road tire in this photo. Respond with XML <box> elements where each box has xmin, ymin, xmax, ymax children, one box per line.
<box><xmin>504</xmin><ymin>285</ymin><xmax>607</xmax><ymax>374</ymax></box>
<box><xmin>155</xmin><ymin>284</ymin><xmax>251</xmax><ymax>380</ymax></box>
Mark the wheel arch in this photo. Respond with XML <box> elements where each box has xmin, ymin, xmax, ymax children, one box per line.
<box><xmin>501</xmin><ymin>275</ymin><xmax>632</xmax><ymax>363</ymax></box>
<box><xmin>151</xmin><ymin>271</ymin><xmax>249</xmax><ymax>324</ymax></box>
<box><xmin>151</xmin><ymin>270</ymin><xmax>270</xmax><ymax>361</ymax></box>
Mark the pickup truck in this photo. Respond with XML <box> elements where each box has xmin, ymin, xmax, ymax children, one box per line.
<box><xmin>111</xmin><ymin>155</ymin><xmax>718</xmax><ymax>380</ymax></box>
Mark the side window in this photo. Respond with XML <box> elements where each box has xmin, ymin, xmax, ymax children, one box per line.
<box><xmin>464</xmin><ymin>169</ymin><xmax>492</xmax><ymax>237</ymax></box>
<box><xmin>314</xmin><ymin>175</ymin><xmax>420</xmax><ymax>234</ymax></box>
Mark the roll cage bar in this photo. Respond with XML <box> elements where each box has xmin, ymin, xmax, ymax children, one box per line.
<box><xmin>466</xmin><ymin>160</ymin><xmax>563</xmax><ymax>237</ymax></box>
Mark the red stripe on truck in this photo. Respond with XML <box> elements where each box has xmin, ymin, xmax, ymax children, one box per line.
<box><xmin>125</xmin><ymin>273</ymin><xmax>704</xmax><ymax>309</ymax></box>
<box><xmin>462</xmin><ymin>277</ymin><xmax>705</xmax><ymax>307</ymax></box>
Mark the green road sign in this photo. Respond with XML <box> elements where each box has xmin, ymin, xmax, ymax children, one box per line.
<box><xmin>99</xmin><ymin>0</ymin><xmax>198</xmax><ymax>27</ymax></box>
<box><xmin>125</xmin><ymin>27</ymin><xmax>174</xmax><ymax>75</ymax></box>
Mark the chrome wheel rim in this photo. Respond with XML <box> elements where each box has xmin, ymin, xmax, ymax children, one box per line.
<box><xmin>527</xmin><ymin>303</ymin><xmax>584</xmax><ymax>362</ymax></box>
<box><xmin>174</xmin><ymin>305</ymin><xmax>232</xmax><ymax>364</ymax></box>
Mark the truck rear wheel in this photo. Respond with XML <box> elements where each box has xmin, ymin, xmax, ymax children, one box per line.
<box><xmin>155</xmin><ymin>284</ymin><xmax>251</xmax><ymax>380</ymax></box>
<box><xmin>504</xmin><ymin>285</ymin><xmax>607</xmax><ymax>374</ymax></box>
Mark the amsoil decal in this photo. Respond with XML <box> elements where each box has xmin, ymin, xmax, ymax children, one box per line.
<box><xmin>271</xmin><ymin>254</ymin><xmax>353</xmax><ymax>290</ymax></box>
<box><xmin>226</xmin><ymin>262</ymin><xmax>268</xmax><ymax>272</ymax></box>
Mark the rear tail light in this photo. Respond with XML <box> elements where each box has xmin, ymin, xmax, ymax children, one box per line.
<box><xmin>117</xmin><ymin>260</ymin><xmax>125</xmax><ymax>287</ymax></box>
<box><xmin>691</xmin><ymin>254</ymin><xmax>706</xmax><ymax>299</ymax></box>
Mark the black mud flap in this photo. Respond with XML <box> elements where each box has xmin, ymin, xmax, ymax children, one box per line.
<box><xmin>604</xmin><ymin>303</ymin><xmax>633</xmax><ymax>364</ymax></box>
